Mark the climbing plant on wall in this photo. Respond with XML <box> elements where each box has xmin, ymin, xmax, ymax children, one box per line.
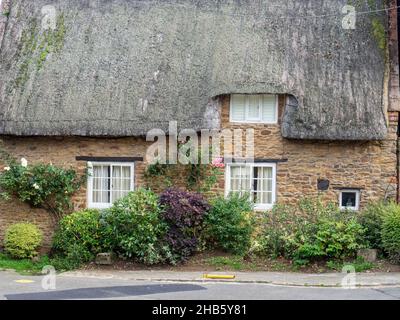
<box><xmin>0</xmin><ymin>143</ymin><xmax>86</xmax><ymax>221</ymax></box>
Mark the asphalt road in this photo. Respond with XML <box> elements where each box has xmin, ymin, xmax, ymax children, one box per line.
<box><xmin>0</xmin><ymin>271</ymin><xmax>400</xmax><ymax>300</ymax></box>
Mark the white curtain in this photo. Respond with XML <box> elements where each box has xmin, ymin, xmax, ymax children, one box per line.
<box><xmin>230</xmin><ymin>165</ymin><xmax>251</xmax><ymax>196</ymax></box>
<box><xmin>101</xmin><ymin>166</ymin><xmax>110</xmax><ymax>203</ymax></box>
<box><xmin>121</xmin><ymin>166</ymin><xmax>131</xmax><ymax>193</ymax></box>
<box><xmin>255</xmin><ymin>167</ymin><xmax>273</xmax><ymax>204</ymax></box>
<box><xmin>112</xmin><ymin>165</ymin><xmax>131</xmax><ymax>202</ymax></box>
<box><xmin>112</xmin><ymin>166</ymin><xmax>121</xmax><ymax>202</ymax></box>
<box><xmin>93</xmin><ymin>165</ymin><xmax>110</xmax><ymax>203</ymax></box>
<box><xmin>93</xmin><ymin>166</ymin><xmax>102</xmax><ymax>203</ymax></box>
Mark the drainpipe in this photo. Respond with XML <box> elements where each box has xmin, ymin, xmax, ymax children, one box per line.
<box><xmin>397</xmin><ymin>1</ymin><xmax>400</xmax><ymax>203</ymax></box>
<box><xmin>397</xmin><ymin>125</ymin><xmax>400</xmax><ymax>203</ymax></box>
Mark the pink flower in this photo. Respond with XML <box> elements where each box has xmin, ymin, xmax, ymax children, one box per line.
<box><xmin>211</xmin><ymin>157</ymin><xmax>225</xmax><ymax>168</ymax></box>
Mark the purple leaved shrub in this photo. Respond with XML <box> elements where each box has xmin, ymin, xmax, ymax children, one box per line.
<box><xmin>160</xmin><ymin>188</ymin><xmax>210</xmax><ymax>262</ymax></box>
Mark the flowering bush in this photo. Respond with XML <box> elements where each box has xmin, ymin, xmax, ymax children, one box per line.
<box><xmin>0</xmin><ymin>158</ymin><xmax>85</xmax><ymax>219</ymax></box>
<box><xmin>211</xmin><ymin>157</ymin><xmax>225</xmax><ymax>168</ymax></box>
<box><xmin>159</xmin><ymin>188</ymin><xmax>210</xmax><ymax>262</ymax></box>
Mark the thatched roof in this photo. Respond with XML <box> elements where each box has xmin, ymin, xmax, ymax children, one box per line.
<box><xmin>0</xmin><ymin>0</ymin><xmax>388</xmax><ymax>140</ymax></box>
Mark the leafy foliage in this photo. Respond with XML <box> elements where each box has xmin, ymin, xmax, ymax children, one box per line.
<box><xmin>257</xmin><ymin>197</ymin><xmax>366</xmax><ymax>264</ymax></box>
<box><xmin>326</xmin><ymin>257</ymin><xmax>374</xmax><ymax>273</ymax></box>
<box><xmin>160</xmin><ymin>188</ymin><xmax>210</xmax><ymax>262</ymax></box>
<box><xmin>204</xmin><ymin>194</ymin><xmax>254</xmax><ymax>255</ymax></box>
<box><xmin>0</xmin><ymin>161</ymin><xmax>85</xmax><ymax>219</ymax></box>
<box><xmin>295</xmin><ymin>217</ymin><xmax>366</xmax><ymax>262</ymax></box>
<box><xmin>144</xmin><ymin>142</ymin><xmax>224</xmax><ymax>193</ymax></box>
<box><xmin>102</xmin><ymin>189</ymin><xmax>168</xmax><ymax>265</ymax></box>
<box><xmin>358</xmin><ymin>201</ymin><xmax>392</xmax><ymax>250</ymax></box>
<box><xmin>381</xmin><ymin>207</ymin><xmax>400</xmax><ymax>264</ymax></box>
<box><xmin>4</xmin><ymin>223</ymin><xmax>42</xmax><ymax>259</ymax></box>
<box><xmin>52</xmin><ymin>209</ymin><xmax>109</xmax><ymax>261</ymax></box>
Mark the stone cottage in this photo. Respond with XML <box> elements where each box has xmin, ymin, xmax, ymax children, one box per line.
<box><xmin>0</xmin><ymin>0</ymin><xmax>399</xmax><ymax>248</ymax></box>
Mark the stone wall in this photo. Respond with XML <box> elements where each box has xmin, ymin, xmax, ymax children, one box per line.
<box><xmin>0</xmin><ymin>136</ymin><xmax>151</xmax><ymax>248</ymax></box>
<box><xmin>216</xmin><ymin>95</ymin><xmax>398</xmax><ymax>208</ymax></box>
<box><xmin>0</xmin><ymin>96</ymin><xmax>398</xmax><ymax>246</ymax></box>
<box><xmin>0</xmin><ymin>97</ymin><xmax>398</xmax><ymax>248</ymax></box>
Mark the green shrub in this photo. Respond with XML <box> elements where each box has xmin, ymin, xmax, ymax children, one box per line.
<box><xmin>257</xmin><ymin>197</ymin><xmax>366</xmax><ymax>264</ymax></box>
<box><xmin>296</xmin><ymin>217</ymin><xmax>366</xmax><ymax>262</ymax></box>
<box><xmin>359</xmin><ymin>201</ymin><xmax>393</xmax><ymax>250</ymax></box>
<box><xmin>326</xmin><ymin>257</ymin><xmax>374</xmax><ymax>273</ymax></box>
<box><xmin>52</xmin><ymin>209</ymin><xmax>108</xmax><ymax>264</ymax></box>
<box><xmin>381</xmin><ymin>207</ymin><xmax>400</xmax><ymax>263</ymax></box>
<box><xmin>51</xmin><ymin>244</ymin><xmax>94</xmax><ymax>271</ymax></box>
<box><xmin>257</xmin><ymin>198</ymin><xmax>338</xmax><ymax>259</ymax></box>
<box><xmin>4</xmin><ymin>223</ymin><xmax>42</xmax><ymax>259</ymax></box>
<box><xmin>204</xmin><ymin>194</ymin><xmax>254</xmax><ymax>255</ymax></box>
<box><xmin>102</xmin><ymin>189</ymin><xmax>168</xmax><ymax>265</ymax></box>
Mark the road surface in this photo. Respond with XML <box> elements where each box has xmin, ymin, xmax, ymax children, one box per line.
<box><xmin>0</xmin><ymin>271</ymin><xmax>399</xmax><ymax>300</ymax></box>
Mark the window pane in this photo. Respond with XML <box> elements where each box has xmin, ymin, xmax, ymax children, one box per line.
<box><xmin>262</xmin><ymin>95</ymin><xmax>277</xmax><ymax>122</ymax></box>
<box><xmin>228</xmin><ymin>164</ymin><xmax>275</xmax><ymax>207</ymax></box>
<box><xmin>122</xmin><ymin>166</ymin><xmax>131</xmax><ymax>179</ymax></box>
<box><xmin>231</xmin><ymin>95</ymin><xmax>246</xmax><ymax>121</ymax></box>
<box><xmin>252</xmin><ymin>166</ymin><xmax>273</xmax><ymax>205</ymax></box>
<box><xmin>112</xmin><ymin>165</ymin><xmax>132</xmax><ymax>202</ymax></box>
<box><xmin>92</xmin><ymin>165</ymin><xmax>110</xmax><ymax>203</ymax></box>
<box><xmin>230</xmin><ymin>165</ymin><xmax>251</xmax><ymax>194</ymax></box>
<box><xmin>247</xmin><ymin>95</ymin><xmax>260</xmax><ymax>120</ymax></box>
<box><xmin>341</xmin><ymin>192</ymin><xmax>356</xmax><ymax>207</ymax></box>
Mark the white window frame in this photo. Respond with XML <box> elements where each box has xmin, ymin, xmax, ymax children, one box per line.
<box><xmin>230</xmin><ymin>94</ymin><xmax>278</xmax><ymax>124</ymax></box>
<box><xmin>225</xmin><ymin>162</ymin><xmax>276</xmax><ymax>211</ymax></box>
<box><xmin>87</xmin><ymin>162</ymin><xmax>135</xmax><ymax>209</ymax></box>
<box><xmin>339</xmin><ymin>189</ymin><xmax>360</xmax><ymax>211</ymax></box>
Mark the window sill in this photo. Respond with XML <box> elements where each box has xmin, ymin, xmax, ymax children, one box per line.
<box><xmin>254</xmin><ymin>205</ymin><xmax>274</xmax><ymax>211</ymax></box>
<box><xmin>88</xmin><ymin>203</ymin><xmax>113</xmax><ymax>210</ymax></box>
<box><xmin>229</xmin><ymin>121</ymin><xmax>278</xmax><ymax>125</ymax></box>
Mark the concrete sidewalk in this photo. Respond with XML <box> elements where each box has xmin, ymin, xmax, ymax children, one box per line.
<box><xmin>61</xmin><ymin>270</ymin><xmax>400</xmax><ymax>288</ymax></box>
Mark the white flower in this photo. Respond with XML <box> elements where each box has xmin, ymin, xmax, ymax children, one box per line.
<box><xmin>21</xmin><ymin>158</ymin><xmax>28</xmax><ymax>167</ymax></box>
<box><xmin>33</xmin><ymin>183</ymin><xmax>40</xmax><ymax>190</ymax></box>
<box><xmin>4</xmin><ymin>166</ymin><xmax>10</xmax><ymax>171</ymax></box>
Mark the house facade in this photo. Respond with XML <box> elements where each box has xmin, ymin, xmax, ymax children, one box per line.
<box><xmin>0</xmin><ymin>0</ymin><xmax>399</xmax><ymax>249</ymax></box>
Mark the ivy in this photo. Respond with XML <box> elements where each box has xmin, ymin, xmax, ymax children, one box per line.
<box><xmin>144</xmin><ymin>144</ymin><xmax>224</xmax><ymax>194</ymax></box>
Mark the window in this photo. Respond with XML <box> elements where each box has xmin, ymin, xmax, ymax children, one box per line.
<box><xmin>225</xmin><ymin>163</ymin><xmax>276</xmax><ymax>210</ymax></box>
<box><xmin>339</xmin><ymin>190</ymin><xmax>360</xmax><ymax>211</ymax></box>
<box><xmin>87</xmin><ymin>162</ymin><xmax>134</xmax><ymax>209</ymax></box>
<box><xmin>230</xmin><ymin>94</ymin><xmax>278</xmax><ymax>123</ymax></box>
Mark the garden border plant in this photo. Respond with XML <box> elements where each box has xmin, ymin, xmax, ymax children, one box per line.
<box><xmin>0</xmin><ymin>155</ymin><xmax>86</xmax><ymax>221</ymax></box>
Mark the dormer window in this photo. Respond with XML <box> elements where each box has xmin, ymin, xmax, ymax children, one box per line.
<box><xmin>230</xmin><ymin>94</ymin><xmax>278</xmax><ymax>124</ymax></box>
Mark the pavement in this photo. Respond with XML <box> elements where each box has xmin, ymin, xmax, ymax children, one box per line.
<box><xmin>61</xmin><ymin>270</ymin><xmax>400</xmax><ymax>288</ymax></box>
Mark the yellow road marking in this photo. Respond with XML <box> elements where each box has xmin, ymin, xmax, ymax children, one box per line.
<box><xmin>14</xmin><ymin>279</ymin><xmax>35</xmax><ymax>284</ymax></box>
<box><xmin>203</xmin><ymin>274</ymin><xmax>236</xmax><ymax>280</ymax></box>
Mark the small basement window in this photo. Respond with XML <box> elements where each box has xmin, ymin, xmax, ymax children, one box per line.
<box><xmin>230</xmin><ymin>94</ymin><xmax>278</xmax><ymax>123</ymax></box>
<box><xmin>339</xmin><ymin>189</ymin><xmax>360</xmax><ymax>211</ymax></box>
<box><xmin>87</xmin><ymin>162</ymin><xmax>135</xmax><ymax>209</ymax></box>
